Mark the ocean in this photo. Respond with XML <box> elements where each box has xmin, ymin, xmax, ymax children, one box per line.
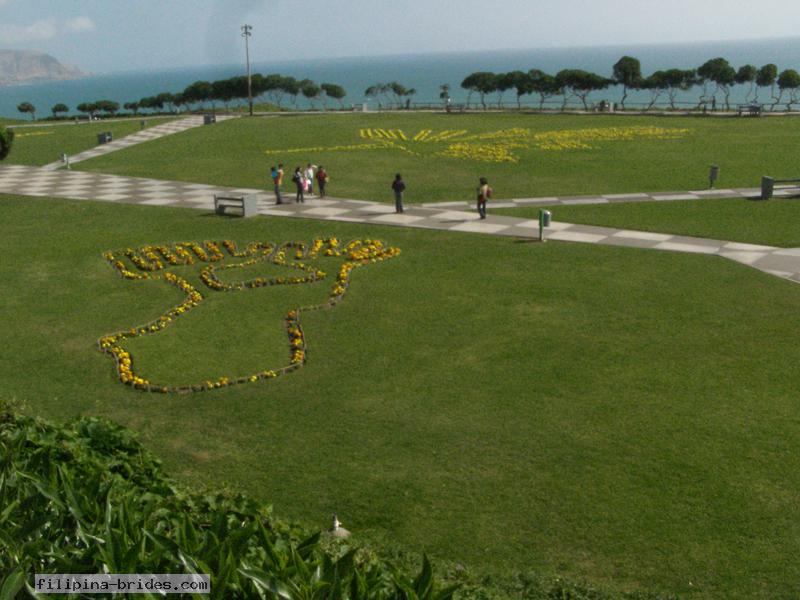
<box><xmin>3</xmin><ymin>36</ymin><xmax>800</xmax><ymax>118</ymax></box>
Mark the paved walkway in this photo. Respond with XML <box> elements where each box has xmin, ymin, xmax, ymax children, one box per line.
<box><xmin>40</xmin><ymin>115</ymin><xmax>239</xmax><ymax>170</ymax></box>
<box><xmin>3</xmin><ymin>163</ymin><xmax>800</xmax><ymax>284</ymax></box>
<box><xmin>422</xmin><ymin>187</ymin><xmax>774</xmax><ymax>209</ymax></box>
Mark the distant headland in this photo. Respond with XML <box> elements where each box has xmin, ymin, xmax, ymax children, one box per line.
<box><xmin>0</xmin><ymin>49</ymin><xmax>86</xmax><ymax>85</ymax></box>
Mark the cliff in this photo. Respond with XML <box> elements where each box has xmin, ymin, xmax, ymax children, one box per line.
<box><xmin>0</xmin><ymin>49</ymin><xmax>85</xmax><ymax>85</ymax></box>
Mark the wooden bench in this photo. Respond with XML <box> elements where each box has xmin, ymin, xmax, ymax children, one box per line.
<box><xmin>214</xmin><ymin>193</ymin><xmax>258</xmax><ymax>217</ymax></box>
<box><xmin>738</xmin><ymin>103</ymin><xmax>762</xmax><ymax>116</ymax></box>
<box><xmin>445</xmin><ymin>103</ymin><xmax>466</xmax><ymax>113</ymax></box>
<box><xmin>760</xmin><ymin>176</ymin><xmax>800</xmax><ymax>200</ymax></box>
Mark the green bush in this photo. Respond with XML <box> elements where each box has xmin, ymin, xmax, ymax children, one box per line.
<box><xmin>0</xmin><ymin>127</ymin><xmax>14</xmax><ymax>160</ymax></box>
<box><xmin>0</xmin><ymin>401</ymin><xmax>457</xmax><ymax>599</ymax></box>
<box><xmin>0</xmin><ymin>400</ymin><xmax>675</xmax><ymax>599</ymax></box>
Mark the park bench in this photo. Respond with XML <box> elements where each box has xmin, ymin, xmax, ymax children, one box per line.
<box><xmin>760</xmin><ymin>176</ymin><xmax>800</xmax><ymax>200</ymax></box>
<box><xmin>445</xmin><ymin>103</ymin><xmax>466</xmax><ymax>113</ymax></box>
<box><xmin>213</xmin><ymin>193</ymin><xmax>258</xmax><ymax>217</ymax></box>
<box><xmin>737</xmin><ymin>103</ymin><xmax>762</xmax><ymax>116</ymax></box>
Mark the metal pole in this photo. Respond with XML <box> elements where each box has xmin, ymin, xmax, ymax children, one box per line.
<box><xmin>242</xmin><ymin>24</ymin><xmax>253</xmax><ymax>116</ymax></box>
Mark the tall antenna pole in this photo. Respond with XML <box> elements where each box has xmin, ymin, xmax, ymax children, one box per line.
<box><xmin>241</xmin><ymin>24</ymin><xmax>253</xmax><ymax>116</ymax></box>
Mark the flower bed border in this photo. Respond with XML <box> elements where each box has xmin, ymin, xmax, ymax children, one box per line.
<box><xmin>98</xmin><ymin>238</ymin><xmax>400</xmax><ymax>394</ymax></box>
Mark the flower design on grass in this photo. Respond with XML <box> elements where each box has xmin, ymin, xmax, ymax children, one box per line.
<box><xmin>263</xmin><ymin>126</ymin><xmax>691</xmax><ymax>164</ymax></box>
<box><xmin>99</xmin><ymin>238</ymin><xmax>400</xmax><ymax>393</ymax></box>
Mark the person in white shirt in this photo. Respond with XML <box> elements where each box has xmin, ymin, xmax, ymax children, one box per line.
<box><xmin>305</xmin><ymin>163</ymin><xmax>316</xmax><ymax>196</ymax></box>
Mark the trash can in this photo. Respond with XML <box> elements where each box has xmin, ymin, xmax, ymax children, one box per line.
<box><xmin>709</xmin><ymin>165</ymin><xmax>719</xmax><ymax>188</ymax></box>
<box><xmin>761</xmin><ymin>176</ymin><xmax>774</xmax><ymax>200</ymax></box>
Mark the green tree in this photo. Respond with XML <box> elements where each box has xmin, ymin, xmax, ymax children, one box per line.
<box><xmin>777</xmin><ymin>69</ymin><xmax>800</xmax><ymax>110</ymax></box>
<box><xmin>17</xmin><ymin>102</ymin><xmax>36</xmax><ymax>121</ymax></box>
<box><xmin>528</xmin><ymin>69</ymin><xmax>559</xmax><ymax>110</ymax></box>
<box><xmin>756</xmin><ymin>64</ymin><xmax>779</xmax><ymax>109</ymax></box>
<box><xmin>182</xmin><ymin>80</ymin><xmax>212</xmax><ymax>109</ymax></box>
<box><xmin>51</xmin><ymin>103</ymin><xmax>69</xmax><ymax>118</ymax></box>
<box><xmin>172</xmin><ymin>93</ymin><xmax>186</xmax><ymax>113</ymax></box>
<box><xmin>612</xmin><ymin>56</ymin><xmax>642</xmax><ymax>109</ymax></box>
<box><xmin>138</xmin><ymin>96</ymin><xmax>163</xmax><ymax>112</ymax></box>
<box><xmin>211</xmin><ymin>79</ymin><xmax>236</xmax><ymax>109</ymax></box>
<box><xmin>0</xmin><ymin>126</ymin><xmax>14</xmax><ymax>160</ymax></box>
<box><xmin>507</xmin><ymin>71</ymin><xmax>533</xmax><ymax>108</ymax></box>
<box><xmin>641</xmin><ymin>72</ymin><xmax>667</xmax><ymax>111</ymax></box>
<box><xmin>555</xmin><ymin>70</ymin><xmax>609</xmax><ymax>110</ymax></box>
<box><xmin>365</xmin><ymin>83</ymin><xmax>389</xmax><ymax>106</ymax></box>
<box><xmin>494</xmin><ymin>72</ymin><xmax>517</xmax><ymax>108</ymax></box>
<box><xmin>261</xmin><ymin>74</ymin><xmax>287</xmax><ymax>107</ymax></box>
<box><xmin>300</xmin><ymin>79</ymin><xmax>322</xmax><ymax>109</ymax></box>
<box><xmin>320</xmin><ymin>83</ymin><xmax>346</xmax><ymax>109</ymax></box>
<box><xmin>657</xmin><ymin>69</ymin><xmax>696</xmax><ymax>109</ymax></box>
<box><xmin>461</xmin><ymin>72</ymin><xmax>496</xmax><ymax>109</ymax></box>
<box><xmin>76</xmin><ymin>102</ymin><xmax>98</xmax><ymax>119</ymax></box>
<box><xmin>95</xmin><ymin>100</ymin><xmax>120</xmax><ymax>115</ymax></box>
<box><xmin>697</xmin><ymin>58</ymin><xmax>736</xmax><ymax>109</ymax></box>
<box><xmin>281</xmin><ymin>76</ymin><xmax>301</xmax><ymax>107</ymax></box>
<box><xmin>735</xmin><ymin>64</ymin><xmax>758</xmax><ymax>102</ymax></box>
<box><xmin>124</xmin><ymin>101</ymin><xmax>140</xmax><ymax>115</ymax></box>
<box><xmin>156</xmin><ymin>92</ymin><xmax>176</xmax><ymax>112</ymax></box>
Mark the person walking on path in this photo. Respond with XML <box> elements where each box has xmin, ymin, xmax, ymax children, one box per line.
<box><xmin>391</xmin><ymin>173</ymin><xmax>406</xmax><ymax>213</ymax></box>
<box><xmin>305</xmin><ymin>163</ymin><xmax>316</xmax><ymax>196</ymax></box>
<box><xmin>476</xmin><ymin>176</ymin><xmax>492</xmax><ymax>219</ymax></box>
<box><xmin>272</xmin><ymin>163</ymin><xmax>284</xmax><ymax>205</ymax></box>
<box><xmin>316</xmin><ymin>166</ymin><xmax>328</xmax><ymax>198</ymax></box>
<box><xmin>292</xmin><ymin>166</ymin><xmax>305</xmax><ymax>203</ymax></box>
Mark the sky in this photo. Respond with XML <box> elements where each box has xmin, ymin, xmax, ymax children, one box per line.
<box><xmin>3</xmin><ymin>0</ymin><xmax>800</xmax><ymax>73</ymax></box>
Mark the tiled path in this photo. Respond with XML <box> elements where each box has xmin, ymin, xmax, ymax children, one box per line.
<box><xmin>423</xmin><ymin>187</ymin><xmax>778</xmax><ymax>209</ymax></box>
<box><xmin>41</xmin><ymin>115</ymin><xmax>239</xmax><ymax>170</ymax></box>
<box><xmin>3</xmin><ymin>162</ymin><xmax>800</xmax><ymax>284</ymax></box>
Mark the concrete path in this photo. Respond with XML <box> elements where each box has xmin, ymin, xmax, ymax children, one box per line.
<box><xmin>422</xmin><ymin>187</ymin><xmax>779</xmax><ymax>210</ymax></box>
<box><xmin>2</xmin><ymin>163</ymin><xmax>800</xmax><ymax>284</ymax></box>
<box><xmin>40</xmin><ymin>115</ymin><xmax>239</xmax><ymax>171</ymax></box>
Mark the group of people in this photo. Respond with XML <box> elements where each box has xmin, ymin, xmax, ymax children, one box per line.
<box><xmin>271</xmin><ymin>163</ymin><xmax>329</xmax><ymax>204</ymax></box>
<box><xmin>270</xmin><ymin>164</ymin><xmax>493</xmax><ymax>219</ymax></box>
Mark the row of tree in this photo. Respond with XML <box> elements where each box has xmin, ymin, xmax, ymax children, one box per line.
<box><xmin>126</xmin><ymin>74</ymin><xmax>348</xmax><ymax>113</ymax></box>
<box><xmin>458</xmin><ymin>57</ymin><xmax>800</xmax><ymax>110</ymax></box>
<box><xmin>14</xmin><ymin>74</ymin><xmax>350</xmax><ymax>121</ymax></box>
<box><xmin>15</xmin><ymin>57</ymin><xmax>800</xmax><ymax>120</ymax></box>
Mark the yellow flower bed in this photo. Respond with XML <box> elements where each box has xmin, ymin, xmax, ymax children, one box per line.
<box><xmin>263</xmin><ymin>126</ymin><xmax>691</xmax><ymax>164</ymax></box>
<box><xmin>14</xmin><ymin>131</ymin><xmax>55</xmax><ymax>138</ymax></box>
<box><xmin>437</xmin><ymin>142</ymin><xmax>526</xmax><ymax>163</ymax></box>
<box><xmin>99</xmin><ymin>237</ymin><xmax>400</xmax><ymax>394</ymax></box>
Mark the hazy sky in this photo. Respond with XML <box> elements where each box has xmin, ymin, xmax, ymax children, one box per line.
<box><xmin>3</xmin><ymin>0</ymin><xmax>800</xmax><ymax>73</ymax></box>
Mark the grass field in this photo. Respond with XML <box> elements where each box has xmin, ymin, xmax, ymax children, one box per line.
<box><xmin>496</xmin><ymin>196</ymin><xmax>800</xmax><ymax>247</ymax></box>
<box><xmin>4</xmin><ymin>194</ymin><xmax>800</xmax><ymax>598</ymax></box>
<box><xmin>69</xmin><ymin>112</ymin><xmax>800</xmax><ymax>203</ymax></box>
<box><xmin>4</xmin><ymin>116</ymin><xmax>176</xmax><ymax>166</ymax></box>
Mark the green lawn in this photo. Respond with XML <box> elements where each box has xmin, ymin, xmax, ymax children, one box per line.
<box><xmin>71</xmin><ymin>112</ymin><xmax>800</xmax><ymax>203</ymax></box>
<box><xmin>3</xmin><ymin>194</ymin><xmax>800</xmax><ymax>598</ymax></box>
<box><xmin>495</xmin><ymin>196</ymin><xmax>800</xmax><ymax>247</ymax></box>
<box><xmin>5</xmin><ymin>116</ymin><xmax>177</xmax><ymax>166</ymax></box>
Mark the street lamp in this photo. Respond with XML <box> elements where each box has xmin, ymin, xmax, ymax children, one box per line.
<box><xmin>241</xmin><ymin>24</ymin><xmax>253</xmax><ymax>116</ymax></box>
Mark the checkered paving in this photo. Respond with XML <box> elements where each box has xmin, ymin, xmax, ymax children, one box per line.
<box><xmin>2</xmin><ymin>162</ymin><xmax>800</xmax><ymax>284</ymax></box>
<box><xmin>40</xmin><ymin>115</ymin><xmax>239</xmax><ymax>171</ymax></box>
<box><xmin>422</xmin><ymin>187</ymin><xmax>768</xmax><ymax>209</ymax></box>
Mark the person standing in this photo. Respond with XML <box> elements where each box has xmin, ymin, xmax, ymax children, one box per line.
<box><xmin>292</xmin><ymin>166</ymin><xmax>305</xmax><ymax>203</ymax></box>
<box><xmin>316</xmin><ymin>166</ymin><xmax>328</xmax><ymax>198</ymax></box>
<box><xmin>391</xmin><ymin>173</ymin><xmax>406</xmax><ymax>213</ymax></box>
<box><xmin>305</xmin><ymin>163</ymin><xmax>316</xmax><ymax>196</ymax></box>
<box><xmin>476</xmin><ymin>176</ymin><xmax>492</xmax><ymax>219</ymax></box>
<box><xmin>273</xmin><ymin>163</ymin><xmax>284</xmax><ymax>205</ymax></box>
